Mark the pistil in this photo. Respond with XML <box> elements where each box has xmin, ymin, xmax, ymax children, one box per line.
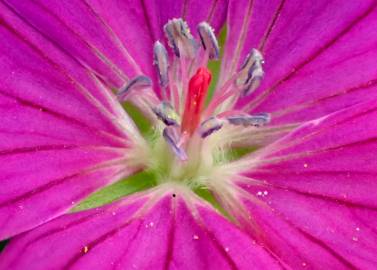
<box><xmin>181</xmin><ymin>67</ymin><xmax>212</xmax><ymax>135</ymax></box>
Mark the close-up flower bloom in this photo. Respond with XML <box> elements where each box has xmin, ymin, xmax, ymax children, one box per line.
<box><xmin>0</xmin><ymin>0</ymin><xmax>377</xmax><ymax>269</ymax></box>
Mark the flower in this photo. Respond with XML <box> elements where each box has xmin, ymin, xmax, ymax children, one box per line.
<box><xmin>1</xmin><ymin>0</ymin><xmax>377</xmax><ymax>269</ymax></box>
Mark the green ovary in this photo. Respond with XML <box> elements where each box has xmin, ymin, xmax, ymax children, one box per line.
<box><xmin>144</xmin><ymin>128</ymin><xmax>228</xmax><ymax>189</ymax></box>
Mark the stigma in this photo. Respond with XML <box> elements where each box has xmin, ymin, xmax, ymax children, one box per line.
<box><xmin>119</xmin><ymin>18</ymin><xmax>270</xmax><ymax>161</ymax></box>
<box><xmin>181</xmin><ymin>67</ymin><xmax>212</xmax><ymax>135</ymax></box>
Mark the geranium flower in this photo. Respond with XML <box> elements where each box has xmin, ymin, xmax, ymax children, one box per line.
<box><xmin>1</xmin><ymin>0</ymin><xmax>377</xmax><ymax>269</ymax></box>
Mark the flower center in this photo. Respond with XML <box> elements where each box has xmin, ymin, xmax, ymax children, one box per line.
<box><xmin>119</xmin><ymin>18</ymin><xmax>271</xmax><ymax>188</ymax></box>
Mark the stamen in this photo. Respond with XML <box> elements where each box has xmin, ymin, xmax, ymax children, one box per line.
<box><xmin>152</xmin><ymin>101</ymin><xmax>180</xmax><ymax>126</ymax></box>
<box><xmin>197</xmin><ymin>22</ymin><xmax>220</xmax><ymax>60</ymax></box>
<box><xmin>153</xmin><ymin>41</ymin><xmax>169</xmax><ymax>87</ymax></box>
<box><xmin>164</xmin><ymin>18</ymin><xmax>197</xmax><ymax>58</ymax></box>
<box><xmin>117</xmin><ymin>75</ymin><xmax>152</xmax><ymax>100</ymax></box>
<box><xmin>163</xmin><ymin>126</ymin><xmax>188</xmax><ymax>161</ymax></box>
<box><xmin>227</xmin><ymin>113</ymin><xmax>271</xmax><ymax>127</ymax></box>
<box><xmin>199</xmin><ymin>117</ymin><xmax>223</xmax><ymax>138</ymax></box>
<box><xmin>181</xmin><ymin>67</ymin><xmax>212</xmax><ymax>135</ymax></box>
<box><xmin>236</xmin><ymin>49</ymin><xmax>264</xmax><ymax>96</ymax></box>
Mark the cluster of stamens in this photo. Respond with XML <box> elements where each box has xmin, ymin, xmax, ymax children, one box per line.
<box><xmin>118</xmin><ymin>18</ymin><xmax>270</xmax><ymax>162</ymax></box>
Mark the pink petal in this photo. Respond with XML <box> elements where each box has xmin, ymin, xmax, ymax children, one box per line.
<box><xmin>0</xmin><ymin>7</ymin><xmax>134</xmax><ymax>138</ymax></box>
<box><xmin>3</xmin><ymin>0</ymin><xmax>136</xmax><ymax>87</ymax></box>
<box><xmin>222</xmin><ymin>0</ymin><xmax>377</xmax><ymax>125</ymax></box>
<box><xmin>241</xmin><ymin>100</ymin><xmax>377</xmax><ymax>269</ymax></box>
<box><xmin>0</xmin><ymin>146</ymin><xmax>134</xmax><ymax>240</ymax></box>
<box><xmin>0</xmin><ymin>3</ymin><xmax>127</xmax><ymax>118</ymax></box>
<box><xmin>0</xmin><ymin>10</ymin><xmax>140</xmax><ymax>239</ymax></box>
<box><xmin>3</xmin><ymin>0</ymin><xmax>227</xmax><ymax>95</ymax></box>
<box><xmin>0</xmin><ymin>190</ymin><xmax>281</xmax><ymax>270</ymax></box>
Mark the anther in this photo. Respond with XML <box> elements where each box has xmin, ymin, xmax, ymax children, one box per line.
<box><xmin>236</xmin><ymin>49</ymin><xmax>264</xmax><ymax>96</ymax></box>
<box><xmin>117</xmin><ymin>76</ymin><xmax>152</xmax><ymax>100</ymax></box>
<box><xmin>153</xmin><ymin>41</ymin><xmax>169</xmax><ymax>87</ymax></box>
<box><xmin>197</xmin><ymin>22</ymin><xmax>219</xmax><ymax>60</ymax></box>
<box><xmin>163</xmin><ymin>126</ymin><xmax>188</xmax><ymax>161</ymax></box>
<box><xmin>199</xmin><ymin>117</ymin><xmax>223</xmax><ymax>138</ymax></box>
<box><xmin>164</xmin><ymin>18</ymin><xmax>197</xmax><ymax>58</ymax></box>
<box><xmin>227</xmin><ymin>113</ymin><xmax>270</xmax><ymax>127</ymax></box>
<box><xmin>152</xmin><ymin>101</ymin><xmax>180</xmax><ymax>126</ymax></box>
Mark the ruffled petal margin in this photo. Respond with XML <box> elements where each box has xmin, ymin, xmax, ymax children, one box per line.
<box><xmin>0</xmin><ymin>188</ymin><xmax>281</xmax><ymax>270</ymax></box>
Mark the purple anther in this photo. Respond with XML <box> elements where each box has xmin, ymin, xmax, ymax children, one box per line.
<box><xmin>117</xmin><ymin>76</ymin><xmax>152</xmax><ymax>100</ymax></box>
<box><xmin>197</xmin><ymin>22</ymin><xmax>220</xmax><ymax>60</ymax></box>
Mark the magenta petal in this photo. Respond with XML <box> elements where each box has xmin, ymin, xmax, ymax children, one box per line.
<box><xmin>241</xmin><ymin>100</ymin><xmax>377</xmax><ymax>269</ymax></box>
<box><xmin>3</xmin><ymin>0</ymin><xmax>135</xmax><ymax>87</ymax></box>
<box><xmin>0</xmin><ymin>8</ymin><xmax>141</xmax><ymax>239</ymax></box>
<box><xmin>0</xmin><ymin>10</ymin><xmax>134</xmax><ymax>138</ymax></box>
<box><xmin>0</xmin><ymin>191</ymin><xmax>281</xmax><ymax>270</ymax></box>
<box><xmin>0</xmin><ymin>147</ymin><xmax>133</xmax><ymax>240</ymax></box>
<box><xmin>3</xmin><ymin>0</ymin><xmax>227</xmax><ymax>95</ymax></box>
<box><xmin>0</xmin><ymin>2</ymin><xmax>129</xmax><ymax>117</ymax></box>
<box><xmin>223</xmin><ymin>0</ymin><xmax>377</xmax><ymax>124</ymax></box>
